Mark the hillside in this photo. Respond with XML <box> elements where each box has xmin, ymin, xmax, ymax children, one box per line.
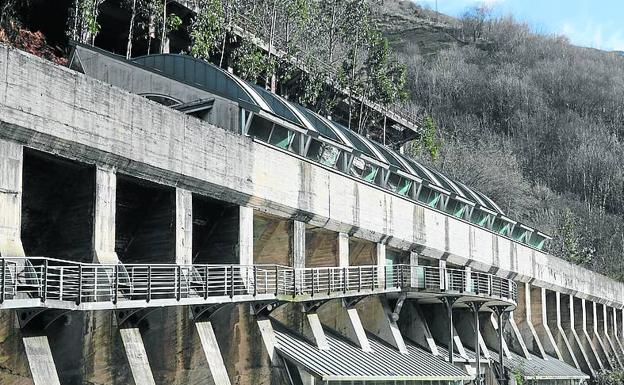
<box><xmin>375</xmin><ymin>0</ymin><xmax>624</xmax><ymax>281</ymax></box>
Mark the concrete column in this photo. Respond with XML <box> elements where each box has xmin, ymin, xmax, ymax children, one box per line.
<box><xmin>360</xmin><ymin>297</ymin><xmax>407</xmax><ymax>354</ymax></box>
<box><xmin>578</xmin><ymin>298</ymin><xmax>604</xmax><ymax>370</ymax></box>
<box><xmin>195</xmin><ymin>321</ymin><xmax>232</xmax><ymax>385</ymax></box>
<box><xmin>506</xmin><ymin>310</ymin><xmax>531</xmax><ymax>359</ymax></box>
<box><xmin>0</xmin><ymin>141</ymin><xmax>61</xmax><ymax>385</ymax></box>
<box><xmin>514</xmin><ymin>282</ymin><xmax>546</xmax><ymax>358</ymax></box>
<box><xmin>291</xmin><ymin>220</ymin><xmax>305</xmax><ymax>269</ymax></box>
<box><xmin>303</xmin><ymin>313</ymin><xmax>329</xmax><ymax>351</ymax></box>
<box><xmin>175</xmin><ymin>187</ymin><xmax>193</xmax><ymax>266</ymax></box>
<box><xmin>591</xmin><ymin>302</ymin><xmax>615</xmax><ymax>369</ymax></box>
<box><xmin>337</xmin><ymin>232</ymin><xmax>349</xmax><ymax>267</ymax></box>
<box><xmin>0</xmin><ymin>140</ymin><xmax>25</xmax><ymax>258</ymax></box>
<box><xmin>119</xmin><ymin>328</ymin><xmax>157</xmax><ymax>385</ymax></box>
<box><xmin>611</xmin><ymin>307</ymin><xmax>624</xmax><ymax>363</ymax></box>
<box><xmin>534</xmin><ymin>287</ymin><xmax>563</xmax><ymax>360</ymax></box>
<box><xmin>438</xmin><ymin>260</ymin><xmax>446</xmax><ymax>290</ymax></box>
<box><xmin>549</xmin><ymin>291</ymin><xmax>581</xmax><ymax>369</ymax></box>
<box><xmin>257</xmin><ymin>317</ymin><xmax>280</xmax><ymax>364</ymax></box>
<box><xmin>465</xmin><ymin>266</ymin><xmax>472</xmax><ymax>293</ymax></box>
<box><xmin>239</xmin><ymin>206</ymin><xmax>254</xmax><ymax>266</ymax></box>
<box><xmin>93</xmin><ymin>166</ymin><xmax>118</xmax><ymax>264</ymax></box>
<box><xmin>601</xmin><ymin>304</ymin><xmax>623</xmax><ymax>367</ymax></box>
<box><xmin>343</xmin><ymin>307</ymin><xmax>373</xmax><ymax>352</ymax></box>
<box><xmin>376</xmin><ymin>243</ymin><xmax>386</xmax><ymax>288</ymax></box>
<box><xmin>398</xmin><ymin>301</ymin><xmax>439</xmax><ymax>356</ymax></box>
<box><xmin>566</xmin><ymin>295</ymin><xmax>597</xmax><ymax>376</ymax></box>
<box><xmin>409</xmin><ymin>251</ymin><xmax>419</xmax><ymax>287</ymax></box>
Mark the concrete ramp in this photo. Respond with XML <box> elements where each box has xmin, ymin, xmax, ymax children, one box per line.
<box><xmin>195</xmin><ymin>321</ymin><xmax>232</xmax><ymax>385</ymax></box>
<box><xmin>22</xmin><ymin>335</ymin><xmax>61</xmax><ymax>385</ymax></box>
<box><xmin>119</xmin><ymin>327</ymin><xmax>156</xmax><ymax>385</ymax></box>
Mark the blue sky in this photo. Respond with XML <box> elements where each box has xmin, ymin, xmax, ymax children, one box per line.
<box><xmin>414</xmin><ymin>0</ymin><xmax>624</xmax><ymax>51</ymax></box>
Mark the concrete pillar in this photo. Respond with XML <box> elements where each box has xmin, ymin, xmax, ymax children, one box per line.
<box><xmin>514</xmin><ymin>282</ymin><xmax>546</xmax><ymax>358</ymax></box>
<box><xmin>359</xmin><ymin>297</ymin><xmax>407</xmax><ymax>354</ymax></box>
<box><xmin>343</xmin><ymin>307</ymin><xmax>373</xmax><ymax>352</ymax></box>
<box><xmin>303</xmin><ymin>313</ymin><xmax>329</xmax><ymax>351</ymax></box>
<box><xmin>551</xmin><ymin>291</ymin><xmax>582</xmax><ymax>369</ymax></box>
<box><xmin>465</xmin><ymin>266</ymin><xmax>472</xmax><ymax>293</ymax></box>
<box><xmin>438</xmin><ymin>260</ymin><xmax>446</xmax><ymax>290</ymax></box>
<box><xmin>409</xmin><ymin>251</ymin><xmax>419</xmax><ymax>287</ymax></box>
<box><xmin>376</xmin><ymin>243</ymin><xmax>386</xmax><ymax>288</ymax></box>
<box><xmin>119</xmin><ymin>328</ymin><xmax>157</xmax><ymax>385</ymax></box>
<box><xmin>601</xmin><ymin>304</ymin><xmax>623</xmax><ymax>368</ymax></box>
<box><xmin>239</xmin><ymin>206</ymin><xmax>254</xmax><ymax>266</ymax></box>
<box><xmin>93</xmin><ymin>166</ymin><xmax>118</xmax><ymax>264</ymax></box>
<box><xmin>0</xmin><ymin>141</ymin><xmax>61</xmax><ymax>385</ymax></box>
<box><xmin>577</xmin><ymin>298</ymin><xmax>604</xmax><ymax>370</ymax></box>
<box><xmin>291</xmin><ymin>220</ymin><xmax>305</xmax><ymax>269</ymax></box>
<box><xmin>0</xmin><ymin>140</ymin><xmax>25</xmax><ymax>258</ymax></box>
<box><xmin>566</xmin><ymin>295</ymin><xmax>597</xmax><ymax>376</ymax></box>
<box><xmin>257</xmin><ymin>317</ymin><xmax>280</xmax><ymax>364</ymax></box>
<box><xmin>591</xmin><ymin>302</ymin><xmax>615</xmax><ymax>369</ymax></box>
<box><xmin>506</xmin><ymin>310</ymin><xmax>531</xmax><ymax>359</ymax></box>
<box><xmin>398</xmin><ymin>301</ymin><xmax>439</xmax><ymax>356</ymax></box>
<box><xmin>533</xmin><ymin>287</ymin><xmax>563</xmax><ymax>360</ymax></box>
<box><xmin>611</xmin><ymin>307</ymin><xmax>624</xmax><ymax>364</ymax></box>
<box><xmin>337</xmin><ymin>232</ymin><xmax>349</xmax><ymax>267</ymax></box>
<box><xmin>195</xmin><ymin>321</ymin><xmax>232</xmax><ymax>385</ymax></box>
<box><xmin>175</xmin><ymin>188</ymin><xmax>193</xmax><ymax>266</ymax></box>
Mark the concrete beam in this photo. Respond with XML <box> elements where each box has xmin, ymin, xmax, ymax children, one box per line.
<box><xmin>358</xmin><ymin>297</ymin><xmax>407</xmax><ymax>354</ymax></box>
<box><xmin>257</xmin><ymin>317</ymin><xmax>281</xmax><ymax>364</ymax></box>
<box><xmin>0</xmin><ymin>139</ymin><xmax>25</xmax><ymax>258</ymax></box>
<box><xmin>303</xmin><ymin>313</ymin><xmax>330</xmax><ymax>351</ymax></box>
<box><xmin>175</xmin><ymin>188</ymin><xmax>193</xmax><ymax>266</ymax></box>
<box><xmin>22</xmin><ymin>335</ymin><xmax>61</xmax><ymax>385</ymax></box>
<box><xmin>600</xmin><ymin>304</ymin><xmax>623</xmax><ymax>368</ymax></box>
<box><xmin>195</xmin><ymin>321</ymin><xmax>232</xmax><ymax>385</ymax></box>
<box><xmin>397</xmin><ymin>301</ymin><xmax>439</xmax><ymax>356</ymax></box>
<box><xmin>93</xmin><ymin>166</ymin><xmax>118</xmax><ymax>264</ymax></box>
<box><xmin>119</xmin><ymin>327</ymin><xmax>157</xmax><ymax>385</ymax></box>
<box><xmin>506</xmin><ymin>311</ymin><xmax>531</xmax><ymax>359</ymax></box>
<box><xmin>534</xmin><ymin>286</ymin><xmax>563</xmax><ymax>360</ymax></box>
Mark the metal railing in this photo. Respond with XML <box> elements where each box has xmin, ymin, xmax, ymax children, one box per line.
<box><xmin>0</xmin><ymin>258</ymin><xmax>517</xmax><ymax>309</ymax></box>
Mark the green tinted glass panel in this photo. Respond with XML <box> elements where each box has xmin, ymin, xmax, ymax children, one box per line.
<box><xmin>268</xmin><ymin>125</ymin><xmax>294</xmax><ymax>149</ymax></box>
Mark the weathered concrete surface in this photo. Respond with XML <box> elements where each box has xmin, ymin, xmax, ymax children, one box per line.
<box><xmin>0</xmin><ymin>139</ymin><xmax>24</xmax><ymax>259</ymax></box>
<box><xmin>93</xmin><ymin>167</ymin><xmax>118</xmax><ymax>264</ymax></box>
<box><xmin>195</xmin><ymin>321</ymin><xmax>231</xmax><ymax>385</ymax></box>
<box><xmin>21</xmin><ymin>335</ymin><xmax>60</xmax><ymax>385</ymax></box>
<box><xmin>119</xmin><ymin>328</ymin><xmax>156</xmax><ymax>385</ymax></box>
<box><xmin>1</xmin><ymin>45</ymin><xmax>623</xmax><ymax>308</ymax></box>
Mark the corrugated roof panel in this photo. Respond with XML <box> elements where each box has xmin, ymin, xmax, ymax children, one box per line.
<box><xmin>489</xmin><ymin>349</ymin><xmax>588</xmax><ymax>380</ymax></box>
<box><xmin>273</xmin><ymin>322</ymin><xmax>471</xmax><ymax>381</ymax></box>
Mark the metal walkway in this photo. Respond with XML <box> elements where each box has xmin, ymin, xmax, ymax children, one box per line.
<box><xmin>0</xmin><ymin>258</ymin><xmax>517</xmax><ymax>310</ymax></box>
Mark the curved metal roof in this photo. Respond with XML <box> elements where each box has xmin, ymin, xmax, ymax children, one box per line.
<box><xmin>132</xmin><ymin>53</ymin><xmax>505</xmax><ymax>215</ymax></box>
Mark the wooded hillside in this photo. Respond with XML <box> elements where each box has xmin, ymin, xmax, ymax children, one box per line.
<box><xmin>377</xmin><ymin>1</ymin><xmax>624</xmax><ymax>280</ymax></box>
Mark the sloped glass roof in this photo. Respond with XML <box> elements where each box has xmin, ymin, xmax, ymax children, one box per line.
<box><xmin>131</xmin><ymin>53</ymin><xmax>506</xmax><ymax>215</ymax></box>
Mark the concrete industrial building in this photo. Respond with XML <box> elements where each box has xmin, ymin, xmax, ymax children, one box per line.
<box><xmin>0</xmin><ymin>40</ymin><xmax>622</xmax><ymax>385</ymax></box>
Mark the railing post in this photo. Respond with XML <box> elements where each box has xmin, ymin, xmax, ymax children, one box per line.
<box><xmin>328</xmin><ymin>269</ymin><xmax>333</xmax><ymax>295</ymax></box>
<box><xmin>76</xmin><ymin>264</ymin><xmax>82</xmax><ymax>305</ymax></box>
<box><xmin>147</xmin><ymin>265</ymin><xmax>152</xmax><ymax>302</ymax></box>
<box><xmin>343</xmin><ymin>267</ymin><xmax>347</xmax><ymax>294</ymax></box>
<box><xmin>311</xmin><ymin>269</ymin><xmax>315</xmax><ymax>297</ymax></box>
<box><xmin>176</xmin><ymin>265</ymin><xmax>182</xmax><ymax>301</ymax></box>
<box><xmin>229</xmin><ymin>264</ymin><xmax>234</xmax><ymax>298</ymax></box>
<box><xmin>292</xmin><ymin>268</ymin><xmax>297</xmax><ymax>298</ymax></box>
<box><xmin>274</xmin><ymin>265</ymin><xmax>279</xmax><ymax>296</ymax></box>
<box><xmin>358</xmin><ymin>266</ymin><xmax>362</xmax><ymax>292</ymax></box>
<box><xmin>113</xmin><ymin>264</ymin><xmax>119</xmax><ymax>305</ymax></box>
<box><xmin>0</xmin><ymin>259</ymin><xmax>5</xmax><ymax>304</ymax></box>
<box><xmin>253</xmin><ymin>266</ymin><xmax>258</xmax><ymax>296</ymax></box>
<box><xmin>204</xmin><ymin>266</ymin><xmax>209</xmax><ymax>300</ymax></box>
<box><xmin>59</xmin><ymin>267</ymin><xmax>64</xmax><ymax>301</ymax></box>
<box><xmin>42</xmin><ymin>259</ymin><xmax>48</xmax><ymax>303</ymax></box>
